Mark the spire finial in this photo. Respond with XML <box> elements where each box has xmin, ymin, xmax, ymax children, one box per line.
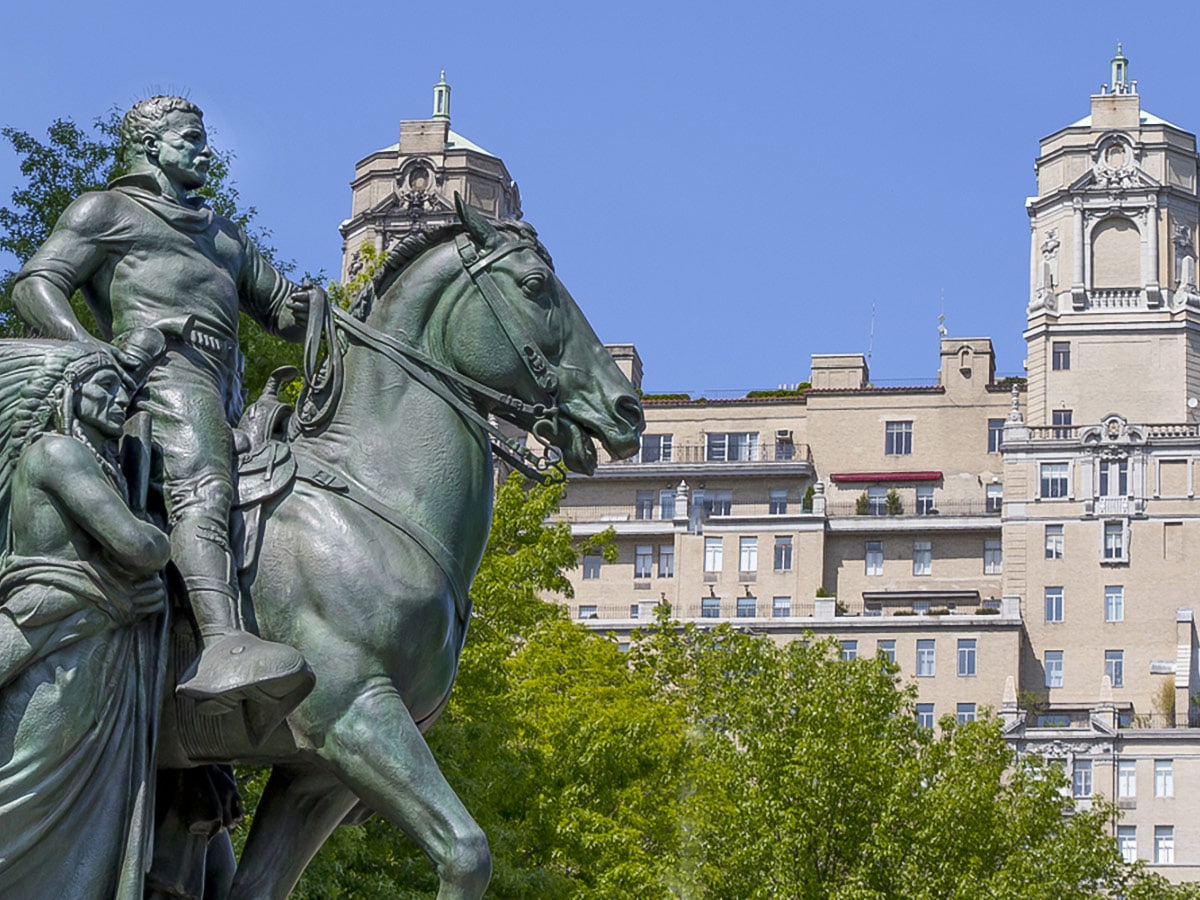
<box><xmin>433</xmin><ymin>71</ymin><xmax>451</xmax><ymax>120</ymax></box>
<box><xmin>1110</xmin><ymin>42</ymin><xmax>1130</xmax><ymax>94</ymax></box>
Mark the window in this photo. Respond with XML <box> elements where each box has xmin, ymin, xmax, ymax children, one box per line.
<box><xmin>1155</xmin><ymin>826</ymin><xmax>1174</xmax><ymax>864</ymax></box>
<box><xmin>1100</xmin><ymin>459</ymin><xmax>1129</xmax><ymax>497</ymax></box>
<box><xmin>773</xmin><ymin>536</ymin><xmax>793</xmax><ymax>571</ymax></box>
<box><xmin>703</xmin><ymin>537</ymin><xmax>723</xmax><ymax>573</ymax></box>
<box><xmin>984</xmin><ymin>538</ymin><xmax>1002</xmax><ymax>574</ymax></box>
<box><xmin>840</xmin><ymin>640</ymin><xmax>857</xmax><ymax>661</ymax></box>
<box><xmin>701</xmin><ymin>597</ymin><xmax>720</xmax><ymax>618</ymax></box>
<box><xmin>958</xmin><ymin>639</ymin><xmax>977</xmax><ymax>677</ymax></box>
<box><xmin>582</xmin><ymin>554</ymin><xmax>602</xmax><ymax>580</ymax></box>
<box><xmin>916</xmin><ymin>639</ymin><xmax>936</xmax><ymax>677</ymax></box>
<box><xmin>1072</xmin><ymin>760</ymin><xmax>1093</xmax><ymax>798</ymax></box>
<box><xmin>736</xmin><ymin>597</ymin><xmax>757</xmax><ymax>618</ymax></box>
<box><xmin>1045</xmin><ymin>524</ymin><xmax>1064</xmax><ymax>559</ymax></box>
<box><xmin>1052</xmin><ymin>341</ymin><xmax>1071</xmax><ymax>370</ymax></box>
<box><xmin>912</xmin><ymin>599</ymin><xmax>930</xmax><ymax>615</ymax></box>
<box><xmin>634</xmin><ymin>545</ymin><xmax>653</xmax><ymax>579</ymax></box>
<box><xmin>1118</xmin><ymin>760</ymin><xmax>1137</xmax><ymax>799</ymax></box>
<box><xmin>769</xmin><ymin>489</ymin><xmax>788</xmax><ymax>515</ymax></box>
<box><xmin>1045</xmin><ymin>650</ymin><xmax>1064</xmax><ymax>687</ymax></box>
<box><xmin>772</xmin><ymin>596</ymin><xmax>791</xmax><ymax>617</ymax></box>
<box><xmin>630</xmin><ymin>603</ymin><xmax>641</xmax><ymax>619</ymax></box>
<box><xmin>659</xmin><ymin>490</ymin><xmax>676</xmax><ymax>520</ymax></box>
<box><xmin>635</xmin><ymin>490</ymin><xmax>654</xmax><ymax>520</ymax></box>
<box><xmin>703</xmin><ymin>489</ymin><xmax>733</xmax><ymax>517</ymax></box>
<box><xmin>956</xmin><ymin>702</ymin><xmax>977</xmax><ymax>723</ymax></box>
<box><xmin>774</xmin><ymin>440</ymin><xmax>794</xmax><ymax>461</ymax></box>
<box><xmin>988</xmin><ymin>418</ymin><xmax>1005</xmax><ymax>453</ymax></box>
<box><xmin>1045</xmin><ymin>587</ymin><xmax>1064</xmax><ymax>623</ymax></box>
<box><xmin>578</xmin><ymin>604</ymin><xmax>598</xmax><ymax>619</ymax></box>
<box><xmin>1104</xmin><ymin>521</ymin><xmax>1127</xmax><ymax>562</ymax></box>
<box><xmin>1052</xmin><ymin>409</ymin><xmax>1073</xmax><ymax>439</ymax></box>
<box><xmin>916</xmin><ymin>485</ymin><xmax>935</xmax><ymax>515</ymax></box>
<box><xmin>1105</xmin><ymin>586</ymin><xmax>1124</xmax><ymax>622</ymax></box>
<box><xmin>867</xmin><ymin>486</ymin><xmax>888</xmax><ymax>516</ymax></box>
<box><xmin>865</xmin><ymin>540</ymin><xmax>884</xmax><ymax>576</ymax></box>
<box><xmin>1155</xmin><ymin>760</ymin><xmax>1174</xmax><ymax>798</ymax></box>
<box><xmin>916</xmin><ymin>703</ymin><xmax>935</xmax><ymax>729</ymax></box>
<box><xmin>1118</xmin><ymin>826</ymin><xmax>1137</xmax><ymax>863</ymax></box>
<box><xmin>985</xmin><ymin>483</ymin><xmax>1003</xmax><ymax>513</ymax></box>
<box><xmin>877</xmin><ymin>639</ymin><xmax>896</xmax><ymax>663</ymax></box>
<box><xmin>1105</xmin><ymin>650</ymin><xmax>1125</xmax><ymax>687</ymax></box>
<box><xmin>706</xmin><ymin>432</ymin><xmax>758</xmax><ymax>462</ymax></box>
<box><xmin>739</xmin><ymin>537</ymin><xmax>758</xmax><ymax>572</ymax></box>
<box><xmin>658</xmin><ymin>545</ymin><xmax>674</xmax><ymax>578</ymax></box>
<box><xmin>640</xmin><ymin>433</ymin><xmax>672</xmax><ymax>463</ymax></box>
<box><xmin>885</xmin><ymin>421</ymin><xmax>913</xmax><ymax>455</ymax></box>
<box><xmin>912</xmin><ymin>540</ymin><xmax>932</xmax><ymax>576</ymax></box>
<box><xmin>1040</xmin><ymin>463</ymin><xmax>1069</xmax><ymax>498</ymax></box>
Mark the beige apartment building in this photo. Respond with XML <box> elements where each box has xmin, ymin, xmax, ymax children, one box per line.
<box><xmin>350</xmin><ymin>54</ymin><xmax>1200</xmax><ymax>880</ymax></box>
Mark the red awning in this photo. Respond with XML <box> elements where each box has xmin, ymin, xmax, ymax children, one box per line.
<box><xmin>829</xmin><ymin>471</ymin><xmax>942</xmax><ymax>483</ymax></box>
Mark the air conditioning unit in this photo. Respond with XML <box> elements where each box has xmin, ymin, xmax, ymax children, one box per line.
<box><xmin>775</xmin><ymin>429</ymin><xmax>794</xmax><ymax>442</ymax></box>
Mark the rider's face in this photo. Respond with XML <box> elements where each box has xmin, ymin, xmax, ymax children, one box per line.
<box><xmin>148</xmin><ymin>111</ymin><xmax>211</xmax><ymax>191</ymax></box>
<box><xmin>76</xmin><ymin>368</ymin><xmax>129</xmax><ymax>439</ymax></box>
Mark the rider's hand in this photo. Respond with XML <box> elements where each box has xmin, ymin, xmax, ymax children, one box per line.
<box><xmin>288</xmin><ymin>279</ymin><xmax>328</xmax><ymax>329</ymax></box>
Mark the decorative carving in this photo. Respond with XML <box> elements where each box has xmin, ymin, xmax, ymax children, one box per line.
<box><xmin>1175</xmin><ymin>222</ymin><xmax>1197</xmax><ymax>291</ymax></box>
<box><xmin>1034</xmin><ymin>227</ymin><xmax>1060</xmax><ymax>312</ymax></box>
<box><xmin>1093</xmin><ymin>134</ymin><xmax>1139</xmax><ymax>189</ymax></box>
<box><xmin>1079</xmin><ymin>414</ymin><xmax>1147</xmax><ymax>454</ymax></box>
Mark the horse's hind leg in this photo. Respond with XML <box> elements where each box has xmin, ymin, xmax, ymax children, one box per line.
<box><xmin>305</xmin><ymin>683</ymin><xmax>491</xmax><ymax>900</ymax></box>
<box><xmin>229</xmin><ymin>764</ymin><xmax>358</xmax><ymax>900</ymax></box>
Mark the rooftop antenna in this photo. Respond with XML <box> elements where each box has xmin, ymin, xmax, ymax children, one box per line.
<box><xmin>866</xmin><ymin>302</ymin><xmax>876</xmax><ymax>366</ymax></box>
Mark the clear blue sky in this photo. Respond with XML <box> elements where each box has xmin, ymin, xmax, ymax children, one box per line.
<box><xmin>3</xmin><ymin>2</ymin><xmax>1197</xmax><ymax>395</ymax></box>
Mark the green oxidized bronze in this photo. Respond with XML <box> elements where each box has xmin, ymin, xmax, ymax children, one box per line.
<box><xmin>1</xmin><ymin>96</ymin><xmax>643</xmax><ymax>899</ymax></box>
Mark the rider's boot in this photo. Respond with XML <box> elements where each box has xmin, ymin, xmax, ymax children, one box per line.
<box><xmin>176</xmin><ymin>579</ymin><xmax>314</xmax><ymax>729</ymax></box>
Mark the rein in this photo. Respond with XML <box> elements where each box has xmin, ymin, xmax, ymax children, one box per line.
<box><xmin>294</xmin><ymin>237</ymin><xmax>565</xmax><ymax>482</ymax></box>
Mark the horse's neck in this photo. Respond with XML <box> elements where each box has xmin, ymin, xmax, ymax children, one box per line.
<box><xmin>294</xmin><ymin>265</ymin><xmax>494</xmax><ymax>565</ymax></box>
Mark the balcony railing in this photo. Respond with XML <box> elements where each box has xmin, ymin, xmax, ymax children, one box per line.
<box><xmin>602</xmin><ymin>441</ymin><xmax>812</xmax><ymax>466</ymax></box>
<box><xmin>1027</xmin><ymin>425</ymin><xmax>1080</xmax><ymax>441</ymax></box>
<box><xmin>1085</xmin><ymin>287</ymin><xmax>1144</xmax><ymax>310</ymax></box>
<box><xmin>573</xmin><ymin>600</ymin><xmax>818</xmax><ymax>621</ymax></box>
<box><xmin>552</xmin><ymin>503</ymin><xmax>815</xmax><ymax>523</ymax></box>
<box><xmin>825</xmin><ymin>499</ymin><xmax>999</xmax><ymax>518</ymax></box>
<box><xmin>1145</xmin><ymin>423</ymin><xmax>1200</xmax><ymax>439</ymax></box>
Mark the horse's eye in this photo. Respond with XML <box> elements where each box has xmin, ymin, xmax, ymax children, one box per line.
<box><xmin>521</xmin><ymin>273</ymin><xmax>546</xmax><ymax>297</ymax></box>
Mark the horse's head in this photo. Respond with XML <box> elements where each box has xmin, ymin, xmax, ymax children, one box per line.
<box><xmin>438</xmin><ymin>197</ymin><xmax>643</xmax><ymax>474</ymax></box>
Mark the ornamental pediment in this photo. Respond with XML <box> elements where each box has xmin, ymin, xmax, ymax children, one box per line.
<box><xmin>1079</xmin><ymin>414</ymin><xmax>1146</xmax><ymax>453</ymax></box>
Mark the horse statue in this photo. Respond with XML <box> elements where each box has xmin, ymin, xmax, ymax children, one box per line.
<box><xmin>153</xmin><ymin>198</ymin><xmax>644</xmax><ymax>898</ymax></box>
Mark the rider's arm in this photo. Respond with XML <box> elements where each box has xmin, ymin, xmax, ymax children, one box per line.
<box><xmin>237</xmin><ymin>228</ymin><xmax>308</xmax><ymax>343</ymax></box>
<box><xmin>12</xmin><ymin>193</ymin><xmax>117</xmax><ymax>345</ymax></box>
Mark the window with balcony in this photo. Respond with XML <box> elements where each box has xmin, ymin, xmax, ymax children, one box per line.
<box><xmin>1052</xmin><ymin>409</ymin><xmax>1073</xmax><ymax>439</ymax></box>
<box><xmin>984</xmin><ymin>538</ymin><xmax>1002</xmax><ymax>574</ymax></box>
<box><xmin>916</xmin><ymin>485</ymin><xmax>935</xmax><ymax>515</ymax></box>
<box><xmin>1045</xmin><ymin>524</ymin><xmax>1064</xmax><ymax>559</ymax></box>
<box><xmin>1045</xmin><ymin>587</ymin><xmax>1064</xmax><ymax>622</ymax></box>
<box><xmin>635</xmin><ymin>490</ymin><xmax>654</xmax><ymax>520</ymax></box>
<box><xmin>659</xmin><ymin>490</ymin><xmax>677</xmax><ymax>520</ymax></box>
<box><xmin>988</xmin><ymin>418</ymin><xmax>1005</xmax><ymax>453</ymax></box>
<box><xmin>916</xmin><ymin>703</ymin><xmax>935</xmax><ymax>729</ymax></box>
<box><xmin>1118</xmin><ymin>827</ymin><xmax>1137</xmax><ymax>863</ymax></box>
<box><xmin>773</xmin><ymin>535</ymin><xmax>792</xmax><ymax>571</ymax></box>
<box><xmin>736</xmin><ymin>597</ymin><xmax>757</xmax><ymax>618</ymax></box>
<box><xmin>706</xmin><ymin>432</ymin><xmax>758</xmax><ymax>462</ymax></box>
<box><xmin>739</xmin><ymin>537</ymin><xmax>758</xmax><ymax>573</ymax></box>
<box><xmin>769</xmin><ymin>488</ymin><xmax>788</xmax><ymax>515</ymax></box>
<box><xmin>840</xmin><ymin>640</ymin><xmax>857</xmax><ymax>661</ymax></box>
<box><xmin>912</xmin><ymin>540</ymin><xmax>932</xmax><ymax>576</ymax></box>
<box><xmin>1105</xmin><ymin>586</ymin><xmax>1124</xmax><ymax>622</ymax></box>
<box><xmin>1040</xmin><ymin>463</ymin><xmax>1070</xmax><ymax>498</ymax></box>
<box><xmin>956</xmin><ymin>702</ymin><xmax>977</xmax><ymax>723</ymax></box>
<box><xmin>703</xmin><ymin>537</ymin><xmax>723</xmax><ymax>573</ymax></box>
<box><xmin>986</xmin><ymin>483</ymin><xmax>1003</xmax><ymax>513</ymax></box>
<box><xmin>578</xmin><ymin>604</ymin><xmax>598</xmax><ymax>619</ymax></box>
<box><xmin>772</xmin><ymin>596</ymin><xmax>791</xmax><ymax>617</ymax></box>
<box><xmin>1155</xmin><ymin>760</ymin><xmax>1174</xmax><ymax>798</ymax></box>
<box><xmin>1118</xmin><ymin>760</ymin><xmax>1137</xmax><ymax>799</ymax></box>
<box><xmin>1052</xmin><ymin>341</ymin><xmax>1071</xmax><ymax>370</ymax></box>
<box><xmin>1155</xmin><ymin>826</ymin><xmax>1174</xmax><ymax>864</ymax></box>
<box><xmin>640</xmin><ymin>433</ymin><xmax>673</xmax><ymax>463</ymax></box>
<box><xmin>701</xmin><ymin>597</ymin><xmax>720</xmax><ymax>618</ymax></box>
<box><xmin>1105</xmin><ymin>650</ymin><xmax>1125</xmax><ymax>688</ymax></box>
<box><xmin>703</xmin><ymin>489</ymin><xmax>733</xmax><ymax>517</ymax></box>
<box><xmin>1104</xmin><ymin>521</ymin><xmax>1127</xmax><ymax>562</ymax></box>
<box><xmin>1045</xmin><ymin>650</ymin><xmax>1064</xmax><ymax>687</ymax></box>
<box><xmin>867</xmin><ymin>486</ymin><xmax>888</xmax><ymax>516</ymax></box>
<box><xmin>634</xmin><ymin>545</ymin><xmax>653</xmax><ymax>579</ymax></box>
<box><xmin>1072</xmin><ymin>760</ymin><xmax>1093</xmax><ymax>798</ymax></box>
<box><xmin>958</xmin><ymin>639</ymin><xmax>976</xmax><ymax>676</ymax></box>
<box><xmin>582</xmin><ymin>554</ymin><xmax>602</xmax><ymax>580</ymax></box>
<box><xmin>916</xmin><ymin>639</ymin><xmax>935</xmax><ymax>677</ymax></box>
<box><xmin>865</xmin><ymin>540</ymin><xmax>884</xmax><ymax>576</ymax></box>
<box><xmin>877</xmin><ymin>639</ymin><xmax>896</xmax><ymax>663</ymax></box>
<box><xmin>658</xmin><ymin>545</ymin><xmax>674</xmax><ymax>579</ymax></box>
<box><xmin>1100</xmin><ymin>459</ymin><xmax>1129</xmax><ymax>497</ymax></box>
<box><xmin>885</xmin><ymin>421</ymin><xmax>913</xmax><ymax>455</ymax></box>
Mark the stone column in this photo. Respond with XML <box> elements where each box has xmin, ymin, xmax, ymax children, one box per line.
<box><xmin>1146</xmin><ymin>198</ymin><xmax>1161</xmax><ymax>305</ymax></box>
<box><xmin>1072</xmin><ymin>200</ymin><xmax>1087</xmax><ymax>308</ymax></box>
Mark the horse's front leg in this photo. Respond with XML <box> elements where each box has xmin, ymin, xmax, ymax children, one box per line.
<box><xmin>298</xmin><ymin>678</ymin><xmax>492</xmax><ymax>900</ymax></box>
<box><xmin>229</xmin><ymin>763</ymin><xmax>358</xmax><ymax>900</ymax></box>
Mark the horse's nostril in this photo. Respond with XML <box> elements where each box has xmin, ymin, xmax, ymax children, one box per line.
<box><xmin>615</xmin><ymin>395</ymin><xmax>645</xmax><ymax>432</ymax></box>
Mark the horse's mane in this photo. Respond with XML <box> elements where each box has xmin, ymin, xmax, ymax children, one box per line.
<box><xmin>350</xmin><ymin>219</ymin><xmax>554</xmax><ymax>322</ymax></box>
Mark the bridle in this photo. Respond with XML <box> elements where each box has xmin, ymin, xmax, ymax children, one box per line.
<box><xmin>294</xmin><ymin>231</ymin><xmax>568</xmax><ymax>481</ymax></box>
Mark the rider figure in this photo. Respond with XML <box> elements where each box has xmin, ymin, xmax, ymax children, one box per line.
<box><xmin>12</xmin><ymin>96</ymin><xmax>317</xmax><ymax>714</ymax></box>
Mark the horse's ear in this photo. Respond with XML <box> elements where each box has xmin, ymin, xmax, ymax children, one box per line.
<box><xmin>455</xmin><ymin>193</ymin><xmax>499</xmax><ymax>249</ymax></box>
